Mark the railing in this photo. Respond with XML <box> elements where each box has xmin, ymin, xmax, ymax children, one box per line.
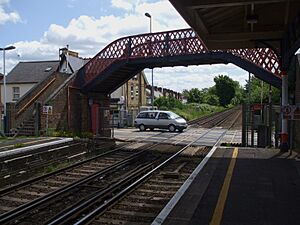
<box><xmin>13</xmin><ymin>72</ymin><xmax>70</xmax><ymax>134</ymax></box>
<box><xmin>16</xmin><ymin>77</ymin><xmax>56</xmax><ymax>116</ymax></box>
<box><xmin>82</xmin><ymin>28</ymin><xmax>281</xmax><ymax>86</ymax></box>
<box><xmin>15</xmin><ymin>72</ymin><xmax>57</xmax><ymax>117</ymax></box>
<box><xmin>225</xmin><ymin>48</ymin><xmax>281</xmax><ymax>77</ymax></box>
<box><xmin>83</xmin><ymin>29</ymin><xmax>207</xmax><ymax>84</ymax></box>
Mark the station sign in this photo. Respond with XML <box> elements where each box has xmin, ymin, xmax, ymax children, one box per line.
<box><xmin>43</xmin><ymin>105</ymin><xmax>53</xmax><ymax>115</ymax></box>
<box><xmin>281</xmin><ymin>105</ymin><xmax>300</xmax><ymax>120</ymax></box>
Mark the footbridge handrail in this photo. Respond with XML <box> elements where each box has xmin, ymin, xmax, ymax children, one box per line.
<box><xmin>80</xmin><ymin>28</ymin><xmax>281</xmax><ymax>88</ymax></box>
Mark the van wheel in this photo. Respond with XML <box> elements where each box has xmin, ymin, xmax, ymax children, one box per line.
<box><xmin>168</xmin><ymin>124</ymin><xmax>176</xmax><ymax>132</ymax></box>
<box><xmin>139</xmin><ymin>124</ymin><xmax>146</xmax><ymax>131</ymax></box>
<box><xmin>178</xmin><ymin>128</ymin><xmax>183</xmax><ymax>132</ymax></box>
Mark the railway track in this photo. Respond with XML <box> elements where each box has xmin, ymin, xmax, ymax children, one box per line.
<box><xmin>188</xmin><ymin>106</ymin><xmax>242</xmax><ymax>129</ymax></box>
<box><xmin>0</xmin><ymin>107</ymin><xmax>242</xmax><ymax>224</ymax></box>
<box><xmin>28</xmin><ymin>130</ymin><xmax>214</xmax><ymax>224</ymax></box>
<box><xmin>90</xmin><ymin>147</ymin><xmax>210</xmax><ymax>225</ymax></box>
<box><xmin>0</xmin><ymin>127</ymin><xmax>193</xmax><ymax>224</ymax></box>
<box><xmin>0</xmin><ymin>140</ymin><xmax>86</xmax><ymax>187</ymax></box>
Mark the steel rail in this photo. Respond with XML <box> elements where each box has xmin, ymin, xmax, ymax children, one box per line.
<box><xmin>0</xmin><ymin>127</ymin><xmax>186</xmax><ymax>223</ymax></box>
<box><xmin>190</xmin><ymin>106</ymin><xmax>240</xmax><ymax>127</ymax></box>
<box><xmin>47</xmin><ymin>158</ymin><xmax>160</xmax><ymax>225</ymax></box>
<box><xmin>0</xmin><ymin>129</ymin><xmax>178</xmax><ymax>196</ymax></box>
<box><xmin>0</xmin><ymin>150</ymin><xmax>146</xmax><ymax>224</ymax></box>
<box><xmin>47</xmin><ymin>129</ymin><xmax>203</xmax><ymax>224</ymax></box>
<box><xmin>61</xmin><ymin>128</ymin><xmax>217</xmax><ymax>225</ymax></box>
<box><xmin>0</xmin><ymin>143</ymin><xmax>125</xmax><ymax>196</ymax></box>
<box><xmin>69</xmin><ymin>111</ymin><xmax>240</xmax><ymax>225</ymax></box>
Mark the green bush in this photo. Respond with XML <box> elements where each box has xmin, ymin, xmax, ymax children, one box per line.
<box><xmin>14</xmin><ymin>143</ymin><xmax>25</xmax><ymax>148</ymax></box>
<box><xmin>79</xmin><ymin>132</ymin><xmax>93</xmax><ymax>139</ymax></box>
<box><xmin>52</xmin><ymin>130</ymin><xmax>93</xmax><ymax>139</ymax></box>
<box><xmin>172</xmin><ymin>103</ymin><xmax>225</xmax><ymax>121</ymax></box>
<box><xmin>53</xmin><ymin>130</ymin><xmax>74</xmax><ymax>137</ymax></box>
<box><xmin>154</xmin><ymin>96</ymin><xmax>183</xmax><ymax>110</ymax></box>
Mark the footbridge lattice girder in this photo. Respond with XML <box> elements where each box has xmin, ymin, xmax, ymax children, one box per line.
<box><xmin>76</xmin><ymin>28</ymin><xmax>282</xmax><ymax>92</ymax></box>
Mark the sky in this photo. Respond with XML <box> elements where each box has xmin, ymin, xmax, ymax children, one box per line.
<box><xmin>0</xmin><ymin>0</ymin><xmax>251</xmax><ymax>92</ymax></box>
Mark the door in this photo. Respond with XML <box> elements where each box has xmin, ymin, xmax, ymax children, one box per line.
<box><xmin>157</xmin><ymin>112</ymin><xmax>170</xmax><ymax>129</ymax></box>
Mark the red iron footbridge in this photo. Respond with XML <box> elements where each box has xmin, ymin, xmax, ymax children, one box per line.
<box><xmin>75</xmin><ymin>28</ymin><xmax>282</xmax><ymax>93</ymax></box>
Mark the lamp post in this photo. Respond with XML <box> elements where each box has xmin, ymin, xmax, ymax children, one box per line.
<box><xmin>145</xmin><ymin>12</ymin><xmax>154</xmax><ymax>109</ymax></box>
<box><xmin>0</xmin><ymin>45</ymin><xmax>16</xmax><ymax>133</ymax></box>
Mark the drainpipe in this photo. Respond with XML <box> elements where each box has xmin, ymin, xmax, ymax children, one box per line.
<box><xmin>280</xmin><ymin>71</ymin><xmax>289</xmax><ymax>152</ymax></box>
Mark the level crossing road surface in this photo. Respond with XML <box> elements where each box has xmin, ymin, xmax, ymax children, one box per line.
<box><xmin>113</xmin><ymin>127</ymin><xmax>241</xmax><ymax>147</ymax></box>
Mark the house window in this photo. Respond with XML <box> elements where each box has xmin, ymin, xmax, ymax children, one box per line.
<box><xmin>12</xmin><ymin>87</ymin><xmax>20</xmax><ymax>101</ymax></box>
<box><xmin>131</xmin><ymin>85</ymin><xmax>134</xmax><ymax>99</ymax></box>
<box><xmin>135</xmin><ymin>84</ymin><xmax>139</xmax><ymax>96</ymax></box>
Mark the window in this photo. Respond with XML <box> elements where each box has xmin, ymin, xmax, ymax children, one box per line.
<box><xmin>136</xmin><ymin>84</ymin><xmax>139</xmax><ymax>96</ymax></box>
<box><xmin>147</xmin><ymin>112</ymin><xmax>158</xmax><ymax>119</ymax></box>
<box><xmin>131</xmin><ymin>85</ymin><xmax>134</xmax><ymax>99</ymax></box>
<box><xmin>12</xmin><ymin>87</ymin><xmax>20</xmax><ymax>101</ymax></box>
<box><xmin>137</xmin><ymin>112</ymin><xmax>147</xmax><ymax>118</ymax></box>
<box><xmin>158</xmin><ymin>112</ymin><xmax>169</xmax><ymax>120</ymax></box>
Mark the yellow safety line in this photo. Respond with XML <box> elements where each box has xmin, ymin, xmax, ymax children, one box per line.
<box><xmin>210</xmin><ymin>147</ymin><xmax>238</xmax><ymax>225</ymax></box>
<box><xmin>0</xmin><ymin>137</ymin><xmax>56</xmax><ymax>150</ymax></box>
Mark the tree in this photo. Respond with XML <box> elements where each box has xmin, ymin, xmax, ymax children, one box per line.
<box><xmin>154</xmin><ymin>96</ymin><xmax>183</xmax><ymax>110</ymax></box>
<box><xmin>206</xmin><ymin>94</ymin><xmax>219</xmax><ymax>106</ymax></box>
<box><xmin>186</xmin><ymin>88</ymin><xmax>204</xmax><ymax>103</ymax></box>
<box><xmin>245</xmin><ymin>76</ymin><xmax>280</xmax><ymax>104</ymax></box>
<box><xmin>214</xmin><ymin>75</ymin><xmax>237</xmax><ymax>106</ymax></box>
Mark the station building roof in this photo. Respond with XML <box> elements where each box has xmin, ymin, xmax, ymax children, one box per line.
<box><xmin>170</xmin><ymin>0</ymin><xmax>300</xmax><ymax>50</ymax></box>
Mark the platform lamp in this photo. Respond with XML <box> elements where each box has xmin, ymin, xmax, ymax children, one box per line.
<box><xmin>0</xmin><ymin>45</ymin><xmax>16</xmax><ymax>133</ymax></box>
<box><xmin>145</xmin><ymin>12</ymin><xmax>154</xmax><ymax>110</ymax></box>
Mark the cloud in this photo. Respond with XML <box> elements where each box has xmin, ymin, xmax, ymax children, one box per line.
<box><xmin>10</xmin><ymin>0</ymin><xmax>189</xmax><ymax>63</ymax></box>
<box><xmin>144</xmin><ymin>64</ymin><xmax>248</xmax><ymax>92</ymax></box>
<box><xmin>0</xmin><ymin>0</ymin><xmax>21</xmax><ymax>24</ymax></box>
<box><xmin>5</xmin><ymin>0</ymin><xmax>247</xmax><ymax>92</ymax></box>
<box><xmin>111</xmin><ymin>0</ymin><xmax>135</xmax><ymax>11</ymax></box>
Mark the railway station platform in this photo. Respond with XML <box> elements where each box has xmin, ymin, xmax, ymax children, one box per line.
<box><xmin>0</xmin><ymin>137</ymin><xmax>61</xmax><ymax>152</ymax></box>
<box><xmin>154</xmin><ymin>147</ymin><xmax>300</xmax><ymax>225</ymax></box>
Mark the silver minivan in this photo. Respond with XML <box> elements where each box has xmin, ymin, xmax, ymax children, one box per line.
<box><xmin>134</xmin><ymin>110</ymin><xmax>188</xmax><ymax>132</ymax></box>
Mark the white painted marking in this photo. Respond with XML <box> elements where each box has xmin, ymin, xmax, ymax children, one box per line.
<box><xmin>4</xmin><ymin>154</ymin><xmax>32</xmax><ymax>163</ymax></box>
<box><xmin>47</xmin><ymin>145</ymin><xmax>69</xmax><ymax>152</ymax></box>
<box><xmin>67</xmin><ymin>151</ymin><xmax>86</xmax><ymax>159</ymax></box>
<box><xmin>0</xmin><ymin>138</ymin><xmax>73</xmax><ymax>158</ymax></box>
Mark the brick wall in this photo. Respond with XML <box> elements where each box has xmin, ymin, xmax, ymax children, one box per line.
<box><xmin>41</xmin><ymin>83</ymin><xmax>111</xmax><ymax>137</ymax></box>
<box><xmin>14</xmin><ymin>72</ymin><xmax>70</xmax><ymax>131</ymax></box>
<box><xmin>41</xmin><ymin>84</ymin><xmax>91</xmax><ymax>135</ymax></box>
<box><xmin>10</xmin><ymin>70</ymin><xmax>113</xmax><ymax>137</ymax></box>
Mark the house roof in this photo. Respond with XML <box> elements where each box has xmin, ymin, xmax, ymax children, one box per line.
<box><xmin>59</xmin><ymin>54</ymin><xmax>88</xmax><ymax>73</ymax></box>
<box><xmin>2</xmin><ymin>60</ymin><xmax>59</xmax><ymax>84</ymax></box>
